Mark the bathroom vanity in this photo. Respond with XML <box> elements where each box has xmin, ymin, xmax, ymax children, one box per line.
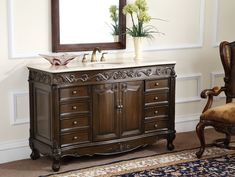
<box><xmin>27</xmin><ymin>60</ymin><xmax>176</xmax><ymax>171</ymax></box>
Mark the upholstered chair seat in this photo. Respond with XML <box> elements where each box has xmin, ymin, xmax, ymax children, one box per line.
<box><xmin>196</xmin><ymin>41</ymin><xmax>235</xmax><ymax>158</ymax></box>
<box><xmin>201</xmin><ymin>102</ymin><xmax>235</xmax><ymax>124</ymax></box>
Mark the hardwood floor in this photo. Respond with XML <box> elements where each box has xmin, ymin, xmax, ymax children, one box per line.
<box><xmin>0</xmin><ymin>129</ymin><xmax>227</xmax><ymax>177</ymax></box>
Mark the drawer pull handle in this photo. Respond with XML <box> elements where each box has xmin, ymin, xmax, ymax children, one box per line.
<box><xmin>72</xmin><ymin>106</ymin><xmax>77</xmax><ymax>110</ymax></box>
<box><xmin>72</xmin><ymin>90</ymin><xmax>77</xmax><ymax>94</ymax></box>
<box><xmin>73</xmin><ymin>121</ymin><xmax>78</xmax><ymax>125</ymax></box>
<box><xmin>154</xmin><ymin>97</ymin><xmax>158</xmax><ymax>100</ymax></box>
<box><xmin>73</xmin><ymin>136</ymin><xmax>78</xmax><ymax>140</ymax></box>
<box><xmin>155</xmin><ymin>82</ymin><xmax>159</xmax><ymax>86</ymax></box>
<box><xmin>154</xmin><ymin>111</ymin><xmax>158</xmax><ymax>114</ymax></box>
<box><xmin>154</xmin><ymin>124</ymin><xmax>158</xmax><ymax>128</ymax></box>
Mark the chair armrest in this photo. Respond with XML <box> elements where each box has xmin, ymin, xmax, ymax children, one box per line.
<box><xmin>201</xmin><ymin>86</ymin><xmax>226</xmax><ymax>113</ymax></box>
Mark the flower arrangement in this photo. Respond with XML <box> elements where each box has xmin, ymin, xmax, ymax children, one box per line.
<box><xmin>109</xmin><ymin>5</ymin><xmax>119</xmax><ymax>35</ymax></box>
<box><xmin>123</xmin><ymin>0</ymin><xmax>161</xmax><ymax>38</ymax></box>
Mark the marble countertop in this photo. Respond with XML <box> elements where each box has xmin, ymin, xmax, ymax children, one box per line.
<box><xmin>27</xmin><ymin>59</ymin><xmax>176</xmax><ymax>73</ymax></box>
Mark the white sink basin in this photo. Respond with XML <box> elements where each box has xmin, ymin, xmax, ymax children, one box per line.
<box><xmin>84</xmin><ymin>61</ymin><xmax>123</xmax><ymax>67</ymax></box>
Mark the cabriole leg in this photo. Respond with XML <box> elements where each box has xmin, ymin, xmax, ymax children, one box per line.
<box><xmin>29</xmin><ymin>138</ymin><xmax>40</xmax><ymax>160</ymax></box>
<box><xmin>224</xmin><ymin>133</ymin><xmax>231</xmax><ymax>147</ymax></box>
<box><xmin>167</xmin><ymin>133</ymin><xmax>175</xmax><ymax>151</ymax></box>
<box><xmin>52</xmin><ymin>140</ymin><xmax>61</xmax><ymax>172</ymax></box>
<box><xmin>196</xmin><ymin>122</ymin><xmax>206</xmax><ymax>158</ymax></box>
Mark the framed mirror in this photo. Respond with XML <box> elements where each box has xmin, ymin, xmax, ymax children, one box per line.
<box><xmin>51</xmin><ymin>0</ymin><xmax>126</xmax><ymax>52</ymax></box>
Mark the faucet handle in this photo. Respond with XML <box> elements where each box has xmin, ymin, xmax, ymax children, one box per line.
<box><xmin>82</xmin><ymin>53</ymin><xmax>89</xmax><ymax>63</ymax></box>
<box><xmin>100</xmin><ymin>52</ymin><xmax>108</xmax><ymax>62</ymax></box>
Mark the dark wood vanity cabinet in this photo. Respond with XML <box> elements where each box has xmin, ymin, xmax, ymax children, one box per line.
<box><xmin>92</xmin><ymin>81</ymin><xmax>143</xmax><ymax>142</ymax></box>
<box><xmin>28</xmin><ymin>63</ymin><xmax>176</xmax><ymax>171</ymax></box>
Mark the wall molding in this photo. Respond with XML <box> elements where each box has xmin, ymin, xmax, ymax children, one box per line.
<box><xmin>10</xmin><ymin>91</ymin><xmax>29</xmax><ymax>125</ymax></box>
<box><xmin>212</xmin><ymin>0</ymin><xmax>235</xmax><ymax>47</ymax></box>
<box><xmin>0</xmin><ymin>138</ymin><xmax>30</xmax><ymax>164</ymax></box>
<box><xmin>7</xmin><ymin>0</ymin><xmax>205</xmax><ymax>59</ymax></box>
<box><xmin>7</xmin><ymin>0</ymin><xmax>49</xmax><ymax>59</ymax></box>
<box><xmin>176</xmin><ymin>73</ymin><xmax>202</xmax><ymax>104</ymax></box>
<box><xmin>210</xmin><ymin>71</ymin><xmax>225</xmax><ymax>99</ymax></box>
<box><xmin>210</xmin><ymin>71</ymin><xmax>224</xmax><ymax>88</ymax></box>
<box><xmin>212</xmin><ymin>0</ymin><xmax>219</xmax><ymax>47</ymax></box>
<box><xmin>129</xmin><ymin>0</ymin><xmax>205</xmax><ymax>52</ymax></box>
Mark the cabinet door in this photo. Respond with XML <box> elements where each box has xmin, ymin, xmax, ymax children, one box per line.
<box><xmin>120</xmin><ymin>81</ymin><xmax>143</xmax><ymax>137</ymax></box>
<box><xmin>92</xmin><ymin>84</ymin><xmax>119</xmax><ymax>141</ymax></box>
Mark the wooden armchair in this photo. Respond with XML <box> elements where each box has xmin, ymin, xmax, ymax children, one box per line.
<box><xmin>196</xmin><ymin>41</ymin><xmax>235</xmax><ymax>158</ymax></box>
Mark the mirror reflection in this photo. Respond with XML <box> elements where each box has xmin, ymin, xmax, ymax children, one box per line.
<box><xmin>59</xmin><ymin>0</ymin><xmax>119</xmax><ymax>44</ymax></box>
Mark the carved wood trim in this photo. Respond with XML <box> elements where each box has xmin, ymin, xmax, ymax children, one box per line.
<box><xmin>29</xmin><ymin>70</ymin><xmax>52</xmax><ymax>84</ymax></box>
<box><xmin>28</xmin><ymin>65</ymin><xmax>175</xmax><ymax>85</ymax></box>
<box><xmin>52</xmin><ymin>65</ymin><xmax>175</xmax><ymax>85</ymax></box>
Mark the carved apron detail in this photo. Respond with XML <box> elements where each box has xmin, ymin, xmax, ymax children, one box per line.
<box><xmin>52</xmin><ymin>65</ymin><xmax>174</xmax><ymax>85</ymax></box>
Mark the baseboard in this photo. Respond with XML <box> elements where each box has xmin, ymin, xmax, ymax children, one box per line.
<box><xmin>175</xmin><ymin>114</ymin><xmax>200</xmax><ymax>133</ymax></box>
<box><xmin>0</xmin><ymin>115</ymin><xmax>200</xmax><ymax>164</ymax></box>
<box><xmin>0</xmin><ymin>139</ymin><xmax>30</xmax><ymax>164</ymax></box>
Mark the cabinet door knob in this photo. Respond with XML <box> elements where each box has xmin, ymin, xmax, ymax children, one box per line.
<box><xmin>154</xmin><ymin>110</ymin><xmax>158</xmax><ymax>114</ymax></box>
<box><xmin>117</xmin><ymin>105</ymin><xmax>123</xmax><ymax>109</ymax></box>
<box><xmin>154</xmin><ymin>124</ymin><xmax>158</xmax><ymax>128</ymax></box>
<box><xmin>155</xmin><ymin>82</ymin><xmax>159</xmax><ymax>86</ymax></box>
<box><xmin>73</xmin><ymin>121</ymin><xmax>78</xmax><ymax>125</ymax></box>
<box><xmin>154</xmin><ymin>97</ymin><xmax>158</xmax><ymax>100</ymax></box>
<box><xmin>73</xmin><ymin>136</ymin><xmax>78</xmax><ymax>140</ymax></box>
<box><xmin>72</xmin><ymin>106</ymin><xmax>77</xmax><ymax>110</ymax></box>
<box><xmin>72</xmin><ymin>90</ymin><xmax>77</xmax><ymax>94</ymax></box>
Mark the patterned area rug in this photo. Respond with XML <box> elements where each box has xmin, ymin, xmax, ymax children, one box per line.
<box><xmin>44</xmin><ymin>147</ymin><xmax>235</xmax><ymax>177</ymax></box>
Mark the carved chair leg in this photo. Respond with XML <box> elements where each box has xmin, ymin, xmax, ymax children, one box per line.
<box><xmin>196</xmin><ymin>121</ymin><xmax>206</xmax><ymax>158</ymax></box>
<box><xmin>224</xmin><ymin>133</ymin><xmax>231</xmax><ymax>147</ymax></box>
<box><xmin>167</xmin><ymin>133</ymin><xmax>175</xmax><ymax>151</ymax></box>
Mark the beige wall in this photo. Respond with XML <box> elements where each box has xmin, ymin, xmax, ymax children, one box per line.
<box><xmin>0</xmin><ymin>0</ymin><xmax>235</xmax><ymax>162</ymax></box>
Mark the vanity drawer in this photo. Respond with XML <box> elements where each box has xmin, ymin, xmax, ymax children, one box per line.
<box><xmin>145</xmin><ymin>92</ymin><xmax>168</xmax><ymax>105</ymax></box>
<box><xmin>145</xmin><ymin>79</ymin><xmax>168</xmax><ymax>91</ymax></box>
<box><xmin>60</xmin><ymin>86</ymin><xmax>89</xmax><ymax>100</ymax></box>
<box><xmin>60</xmin><ymin>101</ymin><xmax>89</xmax><ymax>115</ymax></box>
<box><xmin>60</xmin><ymin>116</ymin><xmax>89</xmax><ymax>131</ymax></box>
<box><xmin>61</xmin><ymin>131</ymin><xmax>89</xmax><ymax>146</ymax></box>
<box><xmin>145</xmin><ymin>119</ymin><xmax>168</xmax><ymax>132</ymax></box>
<box><xmin>144</xmin><ymin>106</ymin><xmax>168</xmax><ymax>119</ymax></box>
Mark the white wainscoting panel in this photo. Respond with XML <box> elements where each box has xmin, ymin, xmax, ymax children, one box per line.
<box><xmin>213</xmin><ymin>0</ymin><xmax>235</xmax><ymax>47</ymax></box>
<box><xmin>7</xmin><ymin>0</ymin><xmax>50</xmax><ymax>59</ymax></box>
<box><xmin>10</xmin><ymin>91</ymin><xmax>29</xmax><ymax>125</ymax></box>
<box><xmin>139</xmin><ymin>0</ymin><xmax>205</xmax><ymax>51</ymax></box>
<box><xmin>175</xmin><ymin>114</ymin><xmax>200</xmax><ymax>133</ymax></box>
<box><xmin>176</xmin><ymin>74</ymin><xmax>202</xmax><ymax>104</ymax></box>
<box><xmin>210</xmin><ymin>71</ymin><xmax>225</xmax><ymax>99</ymax></box>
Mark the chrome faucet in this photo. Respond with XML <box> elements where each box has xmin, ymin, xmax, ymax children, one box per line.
<box><xmin>91</xmin><ymin>47</ymin><xmax>101</xmax><ymax>62</ymax></box>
